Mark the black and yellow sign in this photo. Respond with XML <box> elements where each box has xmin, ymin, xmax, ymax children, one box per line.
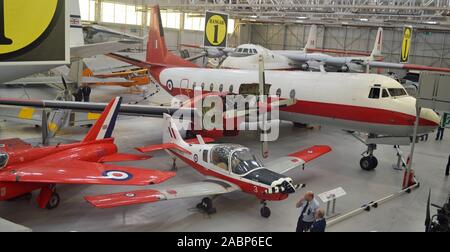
<box><xmin>401</xmin><ymin>26</ymin><xmax>413</xmax><ymax>63</ymax></box>
<box><xmin>0</xmin><ymin>0</ymin><xmax>67</xmax><ymax>63</ymax></box>
<box><xmin>204</xmin><ymin>11</ymin><xmax>228</xmax><ymax>48</ymax></box>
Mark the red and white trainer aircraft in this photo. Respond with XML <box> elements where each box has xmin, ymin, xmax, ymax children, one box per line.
<box><xmin>107</xmin><ymin>5</ymin><xmax>440</xmax><ymax>172</ymax></box>
<box><xmin>85</xmin><ymin>114</ymin><xmax>332</xmax><ymax>218</ymax></box>
<box><xmin>0</xmin><ymin>97</ymin><xmax>175</xmax><ymax>209</ymax></box>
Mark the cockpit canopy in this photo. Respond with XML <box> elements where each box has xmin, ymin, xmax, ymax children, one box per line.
<box><xmin>0</xmin><ymin>152</ymin><xmax>8</xmax><ymax>169</ymax></box>
<box><xmin>211</xmin><ymin>144</ymin><xmax>263</xmax><ymax>174</ymax></box>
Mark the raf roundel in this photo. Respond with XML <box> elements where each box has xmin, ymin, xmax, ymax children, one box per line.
<box><xmin>166</xmin><ymin>80</ymin><xmax>174</xmax><ymax>91</ymax></box>
<box><xmin>102</xmin><ymin>170</ymin><xmax>133</xmax><ymax>181</ymax></box>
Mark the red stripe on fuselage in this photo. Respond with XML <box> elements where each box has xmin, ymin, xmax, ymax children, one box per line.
<box><xmin>155</xmin><ymin>82</ymin><xmax>437</xmax><ymax>127</ymax></box>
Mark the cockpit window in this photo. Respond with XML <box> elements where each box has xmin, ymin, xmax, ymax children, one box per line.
<box><xmin>211</xmin><ymin>144</ymin><xmax>241</xmax><ymax>171</ymax></box>
<box><xmin>382</xmin><ymin>89</ymin><xmax>390</xmax><ymax>98</ymax></box>
<box><xmin>243</xmin><ymin>49</ymin><xmax>249</xmax><ymax>53</ymax></box>
<box><xmin>368</xmin><ymin>88</ymin><xmax>380</xmax><ymax>99</ymax></box>
<box><xmin>231</xmin><ymin>149</ymin><xmax>263</xmax><ymax>175</ymax></box>
<box><xmin>388</xmin><ymin>88</ymin><xmax>407</xmax><ymax>97</ymax></box>
<box><xmin>0</xmin><ymin>152</ymin><xmax>8</xmax><ymax>169</ymax></box>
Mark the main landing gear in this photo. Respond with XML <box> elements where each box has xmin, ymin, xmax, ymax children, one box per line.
<box><xmin>196</xmin><ymin>197</ymin><xmax>217</xmax><ymax>215</ymax></box>
<box><xmin>46</xmin><ymin>192</ymin><xmax>60</xmax><ymax>210</ymax></box>
<box><xmin>37</xmin><ymin>184</ymin><xmax>60</xmax><ymax>210</ymax></box>
<box><xmin>260</xmin><ymin>201</ymin><xmax>271</xmax><ymax>218</ymax></box>
<box><xmin>360</xmin><ymin>143</ymin><xmax>378</xmax><ymax>171</ymax></box>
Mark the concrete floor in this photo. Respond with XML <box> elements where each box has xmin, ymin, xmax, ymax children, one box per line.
<box><xmin>0</xmin><ymin>84</ymin><xmax>449</xmax><ymax>232</ymax></box>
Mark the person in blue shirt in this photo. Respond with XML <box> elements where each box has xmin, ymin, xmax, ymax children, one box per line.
<box><xmin>309</xmin><ymin>208</ymin><xmax>327</xmax><ymax>232</ymax></box>
<box><xmin>296</xmin><ymin>191</ymin><xmax>320</xmax><ymax>232</ymax></box>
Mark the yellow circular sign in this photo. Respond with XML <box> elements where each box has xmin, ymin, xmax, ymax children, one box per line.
<box><xmin>0</xmin><ymin>0</ymin><xmax>60</xmax><ymax>55</ymax></box>
<box><xmin>205</xmin><ymin>15</ymin><xmax>227</xmax><ymax>46</ymax></box>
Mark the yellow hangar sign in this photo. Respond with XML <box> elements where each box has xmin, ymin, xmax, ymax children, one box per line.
<box><xmin>401</xmin><ymin>26</ymin><xmax>413</xmax><ymax>63</ymax></box>
<box><xmin>204</xmin><ymin>11</ymin><xmax>228</xmax><ymax>48</ymax></box>
<box><xmin>0</xmin><ymin>0</ymin><xmax>67</xmax><ymax>63</ymax></box>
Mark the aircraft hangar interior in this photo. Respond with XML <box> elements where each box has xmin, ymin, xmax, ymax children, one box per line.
<box><xmin>0</xmin><ymin>0</ymin><xmax>449</xmax><ymax>234</ymax></box>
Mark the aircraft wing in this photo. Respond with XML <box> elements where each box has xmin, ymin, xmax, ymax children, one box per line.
<box><xmin>0</xmin><ymin>159</ymin><xmax>175</xmax><ymax>186</ymax></box>
<box><xmin>71</xmin><ymin>40</ymin><xmax>140</xmax><ymax>59</ymax></box>
<box><xmin>265</xmin><ymin>145</ymin><xmax>332</xmax><ymax>174</ymax></box>
<box><xmin>4</xmin><ymin>76</ymin><xmax>132</xmax><ymax>85</ymax></box>
<box><xmin>0</xmin><ymin>138</ymin><xmax>33</xmax><ymax>152</ymax></box>
<box><xmin>0</xmin><ymin>99</ymin><xmax>194</xmax><ymax>118</ymax></box>
<box><xmin>367</xmin><ymin>61</ymin><xmax>450</xmax><ymax>73</ymax></box>
<box><xmin>307</xmin><ymin>48</ymin><xmax>372</xmax><ymax>56</ymax></box>
<box><xmin>0</xmin><ymin>105</ymin><xmax>100</xmax><ymax>136</ymax></box>
<box><xmin>274</xmin><ymin>50</ymin><xmax>309</xmax><ymax>63</ymax></box>
<box><xmin>136</xmin><ymin>143</ymin><xmax>192</xmax><ymax>155</ymax></box>
<box><xmin>85</xmin><ymin>180</ymin><xmax>239</xmax><ymax>208</ymax></box>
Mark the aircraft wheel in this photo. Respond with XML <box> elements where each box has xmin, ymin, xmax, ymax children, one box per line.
<box><xmin>360</xmin><ymin>156</ymin><xmax>378</xmax><ymax>171</ymax></box>
<box><xmin>199</xmin><ymin>197</ymin><xmax>213</xmax><ymax>210</ymax></box>
<box><xmin>260</xmin><ymin>206</ymin><xmax>271</xmax><ymax>218</ymax></box>
<box><xmin>46</xmin><ymin>192</ymin><xmax>60</xmax><ymax>210</ymax></box>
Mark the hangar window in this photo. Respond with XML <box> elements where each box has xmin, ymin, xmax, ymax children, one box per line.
<box><xmin>382</xmin><ymin>89</ymin><xmax>390</xmax><ymax>98</ymax></box>
<box><xmin>388</xmin><ymin>88</ymin><xmax>407</xmax><ymax>97</ymax></box>
<box><xmin>368</xmin><ymin>88</ymin><xmax>380</xmax><ymax>99</ymax></box>
<box><xmin>276</xmin><ymin>88</ymin><xmax>282</xmax><ymax>97</ymax></box>
<box><xmin>210</xmin><ymin>83</ymin><xmax>214</xmax><ymax>92</ymax></box>
<box><xmin>219</xmin><ymin>84</ymin><xmax>224</xmax><ymax>92</ymax></box>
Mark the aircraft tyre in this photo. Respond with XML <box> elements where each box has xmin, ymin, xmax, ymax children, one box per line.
<box><xmin>260</xmin><ymin>206</ymin><xmax>271</xmax><ymax>218</ymax></box>
<box><xmin>46</xmin><ymin>192</ymin><xmax>60</xmax><ymax>210</ymax></box>
<box><xmin>360</xmin><ymin>156</ymin><xmax>378</xmax><ymax>171</ymax></box>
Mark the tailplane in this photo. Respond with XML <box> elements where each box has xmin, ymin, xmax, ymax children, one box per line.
<box><xmin>83</xmin><ymin>97</ymin><xmax>122</xmax><ymax>142</ymax></box>
<box><xmin>304</xmin><ymin>25</ymin><xmax>317</xmax><ymax>51</ymax></box>
<box><xmin>370</xmin><ymin>27</ymin><xmax>383</xmax><ymax>59</ymax></box>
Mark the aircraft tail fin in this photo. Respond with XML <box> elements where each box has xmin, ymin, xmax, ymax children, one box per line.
<box><xmin>69</xmin><ymin>0</ymin><xmax>84</xmax><ymax>47</ymax></box>
<box><xmin>83</xmin><ymin>97</ymin><xmax>122</xmax><ymax>142</ymax></box>
<box><xmin>146</xmin><ymin>6</ymin><xmax>197</xmax><ymax>68</ymax></box>
<box><xmin>370</xmin><ymin>27</ymin><xmax>383</xmax><ymax>59</ymax></box>
<box><xmin>304</xmin><ymin>25</ymin><xmax>317</xmax><ymax>51</ymax></box>
<box><xmin>162</xmin><ymin>113</ymin><xmax>188</xmax><ymax>146</ymax></box>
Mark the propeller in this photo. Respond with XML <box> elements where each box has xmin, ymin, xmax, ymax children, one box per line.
<box><xmin>258</xmin><ymin>54</ymin><xmax>269</xmax><ymax>159</ymax></box>
<box><xmin>425</xmin><ymin>188</ymin><xmax>432</xmax><ymax>232</ymax></box>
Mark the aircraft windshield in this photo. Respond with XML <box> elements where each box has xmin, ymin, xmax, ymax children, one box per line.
<box><xmin>231</xmin><ymin>149</ymin><xmax>263</xmax><ymax>175</ymax></box>
<box><xmin>0</xmin><ymin>152</ymin><xmax>8</xmax><ymax>169</ymax></box>
<box><xmin>388</xmin><ymin>88</ymin><xmax>407</xmax><ymax>97</ymax></box>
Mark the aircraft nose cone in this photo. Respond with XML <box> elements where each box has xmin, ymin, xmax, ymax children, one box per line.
<box><xmin>420</xmin><ymin>109</ymin><xmax>441</xmax><ymax>127</ymax></box>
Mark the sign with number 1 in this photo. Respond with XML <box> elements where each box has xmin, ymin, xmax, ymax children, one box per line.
<box><xmin>204</xmin><ymin>11</ymin><xmax>228</xmax><ymax>48</ymax></box>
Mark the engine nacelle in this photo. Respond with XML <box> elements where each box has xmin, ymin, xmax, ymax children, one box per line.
<box><xmin>301</xmin><ymin>63</ymin><xmax>309</xmax><ymax>71</ymax></box>
<box><xmin>341</xmin><ymin>65</ymin><xmax>350</xmax><ymax>72</ymax></box>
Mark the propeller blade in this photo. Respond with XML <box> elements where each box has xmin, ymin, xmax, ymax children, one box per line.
<box><xmin>425</xmin><ymin>188</ymin><xmax>432</xmax><ymax>232</ymax></box>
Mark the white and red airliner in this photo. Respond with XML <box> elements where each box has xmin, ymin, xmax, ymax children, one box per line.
<box><xmin>85</xmin><ymin>114</ymin><xmax>332</xmax><ymax>218</ymax></box>
<box><xmin>107</xmin><ymin>5</ymin><xmax>440</xmax><ymax>172</ymax></box>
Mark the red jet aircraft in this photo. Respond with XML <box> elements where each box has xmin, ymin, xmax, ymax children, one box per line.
<box><xmin>85</xmin><ymin>114</ymin><xmax>331</xmax><ymax>218</ymax></box>
<box><xmin>0</xmin><ymin>97</ymin><xmax>175</xmax><ymax>209</ymax></box>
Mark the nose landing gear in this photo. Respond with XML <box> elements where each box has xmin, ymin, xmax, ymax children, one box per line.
<box><xmin>360</xmin><ymin>143</ymin><xmax>378</xmax><ymax>171</ymax></box>
<box><xmin>260</xmin><ymin>201</ymin><xmax>271</xmax><ymax>218</ymax></box>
